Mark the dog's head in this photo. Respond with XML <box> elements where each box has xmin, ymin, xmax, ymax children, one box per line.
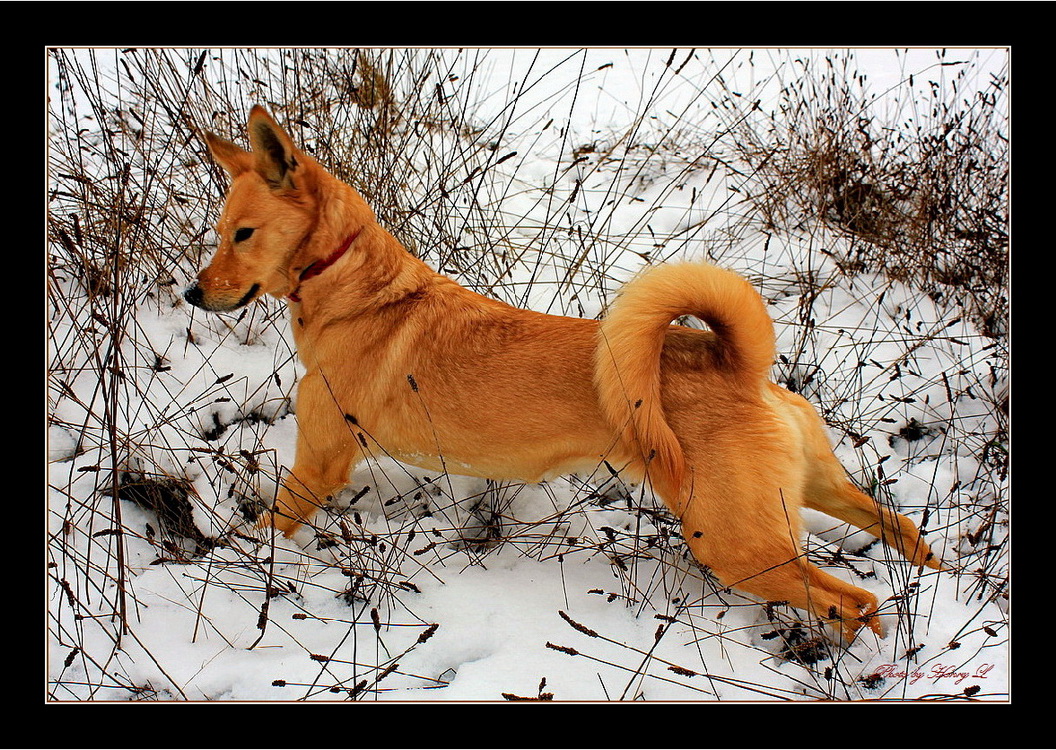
<box><xmin>184</xmin><ymin>106</ymin><xmax>364</xmax><ymax>312</ymax></box>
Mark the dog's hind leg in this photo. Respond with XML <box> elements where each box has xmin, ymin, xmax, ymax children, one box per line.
<box><xmin>777</xmin><ymin>386</ymin><xmax>943</xmax><ymax>570</ymax></box>
<box><xmin>672</xmin><ymin>473</ymin><xmax>882</xmax><ymax>640</ymax></box>
<box><xmin>267</xmin><ymin>372</ymin><xmax>361</xmax><ymax>536</ymax></box>
<box><xmin>803</xmin><ymin>477</ymin><xmax>942</xmax><ymax>570</ymax></box>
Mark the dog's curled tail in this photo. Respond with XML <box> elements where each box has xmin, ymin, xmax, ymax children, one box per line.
<box><xmin>594</xmin><ymin>263</ymin><xmax>775</xmax><ymax>496</ymax></box>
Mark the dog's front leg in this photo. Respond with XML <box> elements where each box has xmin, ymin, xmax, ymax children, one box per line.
<box><xmin>265</xmin><ymin>371</ymin><xmax>360</xmax><ymax>537</ymax></box>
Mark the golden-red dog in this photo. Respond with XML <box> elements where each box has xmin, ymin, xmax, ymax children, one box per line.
<box><xmin>186</xmin><ymin>106</ymin><xmax>942</xmax><ymax>639</ymax></box>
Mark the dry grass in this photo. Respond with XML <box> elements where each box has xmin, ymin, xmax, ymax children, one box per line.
<box><xmin>721</xmin><ymin>50</ymin><xmax>1009</xmax><ymax>337</ymax></box>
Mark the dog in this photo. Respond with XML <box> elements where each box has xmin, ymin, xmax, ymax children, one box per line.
<box><xmin>185</xmin><ymin>106</ymin><xmax>942</xmax><ymax>640</ymax></box>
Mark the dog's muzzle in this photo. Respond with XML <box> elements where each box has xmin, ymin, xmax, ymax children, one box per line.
<box><xmin>183</xmin><ymin>282</ymin><xmax>260</xmax><ymax>312</ymax></box>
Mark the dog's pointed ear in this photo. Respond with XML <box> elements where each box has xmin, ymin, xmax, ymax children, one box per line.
<box><xmin>204</xmin><ymin>131</ymin><xmax>252</xmax><ymax>177</ymax></box>
<box><xmin>247</xmin><ymin>105</ymin><xmax>301</xmax><ymax>191</ymax></box>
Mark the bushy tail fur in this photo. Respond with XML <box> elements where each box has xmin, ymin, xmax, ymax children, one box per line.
<box><xmin>594</xmin><ymin>263</ymin><xmax>775</xmax><ymax>496</ymax></box>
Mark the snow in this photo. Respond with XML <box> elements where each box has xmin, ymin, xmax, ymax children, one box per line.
<box><xmin>47</xmin><ymin>47</ymin><xmax>1009</xmax><ymax>702</ymax></box>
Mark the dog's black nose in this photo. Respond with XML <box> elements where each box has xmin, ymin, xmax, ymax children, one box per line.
<box><xmin>183</xmin><ymin>284</ymin><xmax>204</xmax><ymax>308</ymax></box>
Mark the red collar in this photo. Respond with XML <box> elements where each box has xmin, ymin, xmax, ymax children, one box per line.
<box><xmin>287</xmin><ymin>231</ymin><xmax>359</xmax><ymax>302</ymax></box>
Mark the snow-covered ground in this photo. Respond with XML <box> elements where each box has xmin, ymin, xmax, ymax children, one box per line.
<box><xmin>47</xmin><ymin>47</ymin><xmax>1009</xmax><ymax>701</ymax></box>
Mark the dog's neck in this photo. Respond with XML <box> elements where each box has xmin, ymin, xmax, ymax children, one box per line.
<box><xmin>287</xmin><ymin>230</ymin><xmax>360</xmax><ymax>302</ymax></box>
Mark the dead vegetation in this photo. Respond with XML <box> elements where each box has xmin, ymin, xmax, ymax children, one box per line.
<box><xmin>722</xmin><ymin>51</ymin><xmax>1008</xmax><ymax>337</ymax></box>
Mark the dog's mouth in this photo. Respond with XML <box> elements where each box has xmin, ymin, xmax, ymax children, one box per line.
<box><xmin>234</xmin><ymin>283</ymin><xmax>262</xmax><ymax>308</ymax></box>
<box><xmin>184</xmin><ymin>282</ymin><xmax>261</xmax><ymax>312</ymax></box>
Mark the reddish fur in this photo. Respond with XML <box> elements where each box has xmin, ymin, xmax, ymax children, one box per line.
<box><xmin>187</xmin><ymin>107</ymin><xmax>943</xmax><ymax>641</ymax></box>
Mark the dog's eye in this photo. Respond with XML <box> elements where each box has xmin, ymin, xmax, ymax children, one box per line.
<box><xmin>234</xmin><ymin>227</ymin><xmax>255</xmax><ymax>243</ymax></box>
